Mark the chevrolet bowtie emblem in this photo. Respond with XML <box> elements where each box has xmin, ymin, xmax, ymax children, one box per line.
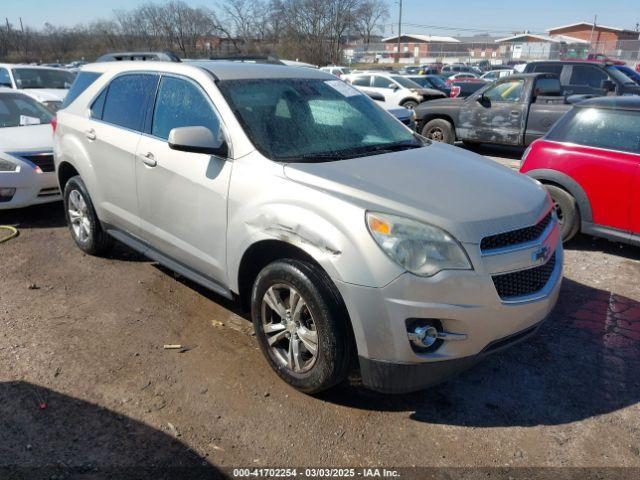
<box><xmin>532</xmin><ymin>246</ymin><xmax>550</xmax><ymax>264</ymax></box>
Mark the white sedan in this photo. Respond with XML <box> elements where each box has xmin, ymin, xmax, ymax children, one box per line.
<box><xmin>0</xmin><ymin>64</ymin><xmax>75</xmax><ymax>113</ymax></box>
<box><xmin>0</xmin><ymin>90</ymin><xmax>60</xmax><ymax>209</ymax></box>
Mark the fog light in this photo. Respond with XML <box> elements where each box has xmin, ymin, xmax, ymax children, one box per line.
<box><xmin>0</xmin><ymin>188</ymin><xmax>16</xmax><ymax>198</ymax></box>
<box><xmin>408</xmin><ymin>325</ymin><xmax>439</xmax><ymax>348</ymax></box>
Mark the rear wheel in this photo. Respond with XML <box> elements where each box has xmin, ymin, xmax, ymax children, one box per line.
<box><xmin>545</xmin><ymin>184</ymin><xmax>580</xmax><ymax>242</ymax></box>
<box><xmin>251</xmin><ymin>259</ymin><xmax>353</xmax><ymax>394</ymax></box>
<box><xmin>421</xmin><ymin>119</ymin><xmax>455</xmax><ymax>144</ymax></box>
<box><xmin>63</xmin><ymin>176</ymin><xmax>114</xmax><ymax>256</ymax></box>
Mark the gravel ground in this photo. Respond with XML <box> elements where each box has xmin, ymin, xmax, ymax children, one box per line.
<box><xmin>1</xmin><ymin>151</ymin><xmax>639</xmax><ymax>478</ymax></box>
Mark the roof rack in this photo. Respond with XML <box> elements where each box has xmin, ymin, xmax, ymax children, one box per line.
<box><xmin>207</xmin><ymin>55</ymin><xmax>285</xmax><ymax>65</ymax></box>
<box><xmin>95</xmin><ymin>51</ymin><xmax>181</xmax><ymax>63</ymax></box>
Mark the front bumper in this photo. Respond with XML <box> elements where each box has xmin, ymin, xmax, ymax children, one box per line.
<box><xmin>335</xmin><ymin>218</ymin><xmax>563</xmax><ymax>393</ymax></box>
<box><xmin>0</xmin><ymin>168</ymin><xmax>60</xmax><ymax>209</ymax></box>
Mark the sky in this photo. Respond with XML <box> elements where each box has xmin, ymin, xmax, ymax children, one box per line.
<box><xmin>3</xmin><ymin>0</ymin><xmax>640</xmax><ymax>35</ymax></box>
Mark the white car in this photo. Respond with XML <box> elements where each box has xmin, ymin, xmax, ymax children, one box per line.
<box><xmin>0</xmin><ymin>90</ymin><xmax>59</xmax><ymax>209</ymax></box>
<box><xmin>0</xmin><ymin>64</ymin><xmax>75</xmax><ymax>113</ymax></box>
<box><xmin>343</xmin><ymin>72</ymin><xmax>431</xmax><ymax>109</ymax></box>
<box><xmin>480</xmin><ymin>69</ymin><xmax>514</xmax><ymax>81</ymax></box>
<box><xmin>447</xmin><ymin>72</ymin><xmax>481</xmax><ymax>81</ymax></box>
<box><xmin>319</xmin><ymin>66</ymin><xmax>352</xmax><ymax>78</ymax></box>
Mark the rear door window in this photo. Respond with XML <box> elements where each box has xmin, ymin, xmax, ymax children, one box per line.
<box><xmin>547</xmin><ymin>107</ymin><xmax>640</xmax><ymax>154</ymax></box>
<box><xmin>351</xmin><ymin>76</ymin><xmax>371</xmax><ymax>87</ymax></box>
<box><xmin>0</xmin><ymin>68</ymin><xmax>12</xmax><ymax>88</ymax></box>
<box><xmin>101</xmin><ymin>74</ymin><xmax>159</xmax><ymax>131</ymax></box>
<box><xmin>151</xmin><ymin>76</ymin><xmax>221</xmax><ymax>140</ymax></box>
<box><xmin>568</xmin><ymin>65</ymin><xmax>608</xmax><ymax>89</ymax></box>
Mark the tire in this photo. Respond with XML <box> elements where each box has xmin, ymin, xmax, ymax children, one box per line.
<box><xmin>251</xmin><ymin>259</ymin><xmax>353</xmax><ymax>394</ymax></box>
<box><xmin>401</xmin><ymin>99</ymin><xmax>418</xmax><ymax>110</ymax></box>
<box><xmin>63</xmin><ymin>176</ymin><xmax>114</xmax><ymax>256</ymax></box>
<box><xmin>545</xmin><ymin>184</ymin><xmax>580</xmax><ymax>242</ymax></box>
<box><xmin>421</xmin><ymin>119</ymin><xmax>455</xmax><ymax>144</ymax></box>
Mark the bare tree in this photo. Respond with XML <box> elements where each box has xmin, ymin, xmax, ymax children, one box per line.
<box><xmin>354</xmin><ymin>0</ymin><xmax>388</xmax><ymax>47</ymax></box>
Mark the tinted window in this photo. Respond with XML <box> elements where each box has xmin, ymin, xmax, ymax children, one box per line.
<box><xmin>531</xmin><ymin>63</ymin><xmax>563</xmax><ymax>76</ymax></box>
<box><xmin>569</xmin><ymin>65</ymin><xmax>607</xmax><ymax>88</ymax></box>
<box><xmin>102</xmin><ymin>74</ymin><xmax>158</xmax><ymax>131</ymax></box>
<box><xmin>90</xmin><ymin>88</ymin><xmax>107</xmax><ymax>119</ymax></box>
<box><xmin>0</xmin><ymin>92</ymin><xmax>53</xmax><ymax>128</ymax></box>
<box><xmin>62</xmin><ymin>71</ymin><xmax>102</xmax><ymax>108</ymax></box>
<box><xmin>351</xmin><ymin>76</ymin><xmax>371</xmax><ymax>87</ymax></box>
<box><xmin>547</xmin><ymin>107</ymin><xmax>640</xmax><ymax>154</ymax></box>
<box><xmin>151</xmin><ymin>76</ymin><xmax>220</xmax><ymax>140</ymax></box>
<box><xmin>0</xmin><ymin>68</ymin><xmax>11</xmax><ymax>88</ymax></box>
<box><xmin>483</xmin><ymin>79</ymin><xmax>524</xmax><ymax>103</ymax></box>
<box><xmin>372</xmin><ymin>76</ymin><xmax>393</xmax><ymax>88</ymax></box>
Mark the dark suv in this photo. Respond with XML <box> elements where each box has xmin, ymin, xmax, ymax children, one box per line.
<box><xmin>523</xmin><ymin>61</ymin><xmax>640</xmax><ymax>96</ymax></box>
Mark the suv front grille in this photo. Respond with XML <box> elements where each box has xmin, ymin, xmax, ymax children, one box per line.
<box><xmin>492</xmin><ymin>252</ymin><xmax>556</xmax><ymax>300</ymax></box>
<box><xmin>481</xmin><ymin>211</ymin><xmax>552</xmax><ymax>251</ymax></box>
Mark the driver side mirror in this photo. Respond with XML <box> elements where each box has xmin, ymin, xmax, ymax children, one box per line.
<box><xmin>601</xmin><ymin>79</ymin><xmax>616</xmax><ymax>92</ymax></box>
<box><xmin>388</xmin><ymin>83</ymin><xmax>399</xmax><ymax>91</ymax></box>
<box><xmin>476</xmin><ymin>93</ymin><xmax>490</xmax><ymax>107</ymax></box>
<box><xmin>168</xmin><ymin>126</ymin><xmax>228</xmax><ymax>157</ymax></box>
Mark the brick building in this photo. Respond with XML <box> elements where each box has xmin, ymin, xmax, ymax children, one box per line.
<box><xmin>547</xmin><ymin>22</ymin><xmax>639</xmax><ymax>51</ymax></box>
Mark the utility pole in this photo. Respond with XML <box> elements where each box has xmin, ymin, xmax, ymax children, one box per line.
<box><xmin>396</xmin><ymin>0</ymin><xmax>403</xmax><ymax>62</ymax></box>
<box><xmin>588</xmin><ymin>14</ymin><xmax>597</xmax><ymax>53</ymax></box>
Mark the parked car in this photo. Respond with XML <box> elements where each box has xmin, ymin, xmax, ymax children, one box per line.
<box><xmin>319</xmin><ymin>66</ymin><xmax>351</xmax><ymax>78</ymax></box>
<box><xmin>585</xmin><ymin>53</ymin><xmax>625</xmax><ymax>66</ymax></box>
<box><xmin>363</xmin><ymin>91</ymin><xmax>417</xmax><ymax>130</ymax></box>
<box><xmin>448</xmin><ymin>79</ymin><xmax>487</xmax><ymax>98</ymax></box>
<box><xmin>344</xmin><ymin>72</ymin><xmax>444</xmax><ymax>109</ymax></box>
<box><xmin>415</xmin><ymin>73</ymin><xmax>574</xmax><ymax>145</ymax></box>
<box><xmin>447</xmin><ymin>72</ymin><xmax>481</xmax><ymax>82</ymax></box>
<box><xmin>613</xmin><ymin>65</ymin><xmax>640</xmax><ymax>85</ymax></box>
<box><xmin>480</xmin><ymin>69</ymin><xmax>514</xmax><ymax>81</ymax></box>
<box><xmin>54</xmin><ymin>61</ymin><xmax>562</xmax><ymax>394</ymax></box>
<box><xmin>404</xmin><ymin>74</ymin><xmax>452</xmax><ymax>97</ymax></box>
<box><xmin>95</xmin><ymin>51</ymin><xmax>181</xmax><ymax>62</ymax></box>
<box><xmin>0</xmin><ymin>64</ymin><xmax>75</xmax><ymax>112</ymax></box>
<box><xmin>523</xmin><ymin>60</ymin><xmax>640</xmax><ymax>96</ymax></box>
<box><xmin>0</xmin><ymin>90</ymin><xmax>59</xmax><ymax>209</ymax></box>
<box><xmin>442</xmin><ymin>64</ymin><xmax>482</xmax><ymax>75</ymax></box>
<box><xmin>520</xmin><ymin>96</ymin><xmax>640</xmax><ymax>245</ymax></box>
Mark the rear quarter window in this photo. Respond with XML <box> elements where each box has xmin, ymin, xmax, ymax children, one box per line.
<box><xmin>62</xmin><ymin>71</ymin><xmax>102</xmax><ymax>109</ymax></box>
<box><xmin>547</xmin><ymin>107</ymin><xmax>640</xmax><ymax>154</ymax></box>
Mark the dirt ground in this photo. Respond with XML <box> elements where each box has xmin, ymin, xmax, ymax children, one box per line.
<box><xmin>1</xmin><ymin>161</ymin><xmax>639</xmax><ymax>478</ymax></box>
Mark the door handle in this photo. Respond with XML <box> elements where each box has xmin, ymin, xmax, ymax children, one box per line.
<box><xmin>140</xmin><ymin>152</ymin><xmax>157</xmax><ymax>167</ymax></box>
<box><xmin>85</xmin><ymin>129</ymin><xmax>96</xmax><ymax>141</ymax></box>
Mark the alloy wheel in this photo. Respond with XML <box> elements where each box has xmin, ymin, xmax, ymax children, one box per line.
<box><xmin>261</xmin><ymin>284</ymin><xmax>318</xmax><ymax>374</ymax></box>
<box><xmin>68</xmin><ymin>189</ymin><xmax>91</xmax><ymax>243</ymax></box>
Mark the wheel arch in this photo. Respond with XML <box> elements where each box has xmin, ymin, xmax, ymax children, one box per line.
<box><xmin>57</xmin><ymin>161</ymin><xmax>79</xmax><ymax>192</ymax></box>
<box><xmin>419</xmin><ymin>114</ymin><xmax>456</xmax><ymax>134</ymax></box>
<box><xmin>526</xmin><ymin>168</ymin><xmax>593</xmax><ymax>223</ymax></box>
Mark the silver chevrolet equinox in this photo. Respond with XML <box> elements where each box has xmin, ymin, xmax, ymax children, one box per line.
<box><xmin>54</xmin><ymin>61</ymin><xmax>562</xmax><ymax>394</ymax></box>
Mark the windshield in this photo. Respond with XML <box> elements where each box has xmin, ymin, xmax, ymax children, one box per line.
<box><xmin>426</xmin><ymin>76</ymin><xmax>447</xmax><ymax>88</ymax></box>
<box><xmin>217</xmin><ymin>78</ymin><xmax>421</xmax><ymax>162</ymax></box>
<box><xmin>0</xmin><ymin>92</ymin><xmax>53</xmax><ymax>128</ymax></box>
<box><xmin>391</xmin><ymin>76</ymin><xmax>422</xmax><ymax>89</ymax></box>
<box><xmin>605</xmin><ymin>66</ymin><xmax>636</xmax><ymax>86</ymax></box>
<box><xmin>11</xmin><ymin>68</ymin><xmax>75</xmax><ymax>89</ymax></box>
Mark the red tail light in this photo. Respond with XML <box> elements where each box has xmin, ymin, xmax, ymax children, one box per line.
<box><xmin>51</xmin><ymin>116</ymin><xmax>58</xmax><ymax>133</ymax></box>
<box><xmin>450</xmin><ymin>86</ymin><xmax>461</xmax><ymax>98</ymax></box>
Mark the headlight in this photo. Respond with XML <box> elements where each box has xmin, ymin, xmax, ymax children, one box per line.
<box><xmin>366</xmin><ymin>212</ymin><xmax>472</xmax><ymax>277</ymax></box>
<box><xmin>0</xmin><ymin>158</ymin><xmax>18</xmax><ymax>172</ymax></box>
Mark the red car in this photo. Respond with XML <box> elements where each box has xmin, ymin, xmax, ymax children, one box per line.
<box><xmin>520</xmin><ymin>96</ymin><xmax>640</xmax><ymax>246</ymax></box>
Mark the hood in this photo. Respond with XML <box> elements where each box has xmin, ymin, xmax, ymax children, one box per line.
<box><xmin>0</xmin><ymin>123</ymin><xmax>53</xmax><ymax>152</ymax></box>
<box><xmin>19</xmin><ymin>89</ymin><xmax>67</xmax><ymax>103</ymax></box>
<box><xmin>283</xmin><ymin>142</ymin><xmax>549</xmax><ymax>243</ymax></box>
<box><xmin>386</xmin><ymin>107</ymin><xmax>412</xmax><ymax>120</ymax></box>
<box><xmin>415</xmin><ymin>97</ymin><xmax>465</xmax><ymax>112</ymax></box>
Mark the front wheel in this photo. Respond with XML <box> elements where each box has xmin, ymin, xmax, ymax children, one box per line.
<box><xmin>251</xmin><ymin>259</ymin><xmax>353</xmax><ymax>393</ymax></box>
<box><xmin>401</xmin><ymin>100</ymin><xmax>418</xmax><ymax>110</ymax></box>
<box><xmin>545</xmin><ymin>184</ymin><xmax>580</xmax><ymax>242</ymax></box>
<box><xmin>421</xmin><ymin>119</ymin><xmax>455</xmax><ymax>144</ymax></box>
